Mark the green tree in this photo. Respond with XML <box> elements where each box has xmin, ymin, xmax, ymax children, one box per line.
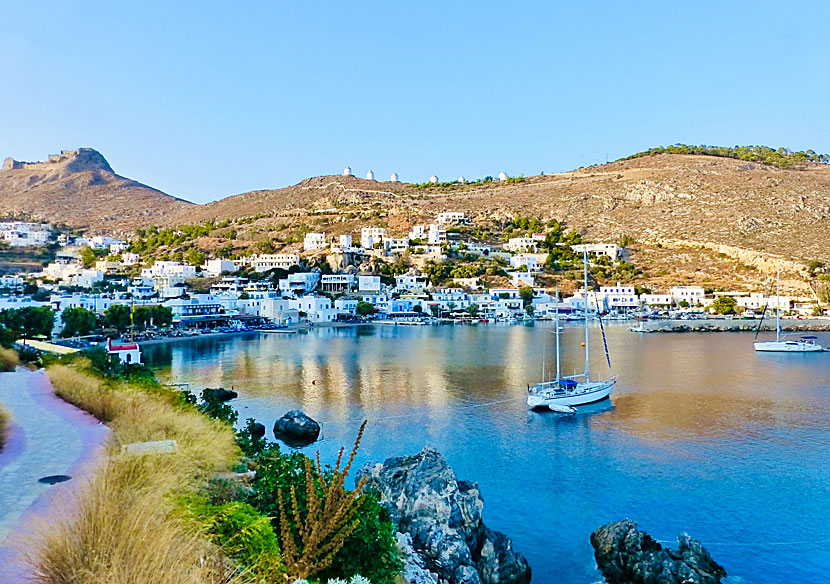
<box><xmin>104</xmin><ymin>304</ymin><xmax>132</xmax><ymax>332</ymax></box>
<box><xmin>60</xmin><ymin>307</ymin><xmax>98</xmax><ymax>338</ymax></box>
<box><xmin>465</xmin><ymin>303</ymin><xmax>479</xmax><ymax>316</ymax></box>
<box><xmin>355</xmin><ymin>301</ymin><xmax>376</xmax><ymax>317</ymax></box>
<box><xmin>185</xmin><ymin>248</ymin><xmax>206</xmax><ymax>267</ymax></box>
<box><xmin>519</xmin><ymin>285</ymin><xmax>535</xmax><ymax>306</ymax></box>
<box><xmin>79</xmin><ymin>246</ymin><xmax>98</xmax><ymax>268</ymax></box>
<box><xmin>677</xmin><ymin>300</ymin><xmax>690</xmax><ymax>309</ymax></box>
<box><xmin>712</xmin><ymin>295</ymin><xmax>738</xmax><ymax>315</ymax></box>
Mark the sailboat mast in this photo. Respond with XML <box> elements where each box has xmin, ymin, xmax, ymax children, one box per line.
<box><xmin>583</xmin><ymin>249</ymin><xmax>590</xmax><ymax>381</ymax></box>
<box><xmin>776</xmin><ymin>265</ymin><xmax>781</xmax><ymax>342</ymax></box>
<box><xmin>555</xmin><ymin>284</ymin><xmax>561</xmax><ymax>382</ymax></box>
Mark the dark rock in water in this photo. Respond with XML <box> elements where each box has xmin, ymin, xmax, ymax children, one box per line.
<box><xmin>38</xmin><ymin>474</ymin><xmax>71</xmax><ymax>485</ymax></box>
<box><xmin>202</xmin><ymin>387</ymin><xmax>238</xmax><ymax>402</ymax></box>
<box><xmin>272</xmin><ymin>410</ymin><xmax>320</xmax><ymax>446</ymax></box>
<box><xmin>358</xmin><ymin>447</ymin><xmax>531</xmax><ymax>584</ymax></box>
<box><xmin>590</xmin><ymin>519</ymin><xmax>726</xmax><ymax>584</ymax></box>
<box><xmin>249</xmin><ymin>421</ymin><xmax>266</xmax><ymax>438</ymax></box>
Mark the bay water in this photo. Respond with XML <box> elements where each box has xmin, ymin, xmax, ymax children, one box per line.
<box><xmin>144</xmin><ymin>323</ymin><xmax>830</xmax><ymax>584</ymax></box>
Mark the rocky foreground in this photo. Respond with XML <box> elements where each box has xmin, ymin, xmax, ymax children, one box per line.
<box><xmin>590</xmin><ymin>519</ymin><xmax>726</xmax><ymax>584</ymax></box>
<box><xmin>358</xmin><ymin>447</ymin><xmax>531</xmax><ymax>584</ymax></box>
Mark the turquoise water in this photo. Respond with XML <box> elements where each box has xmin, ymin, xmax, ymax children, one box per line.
<box><xmin>144</xmin><ymin>324</ymin><xmax>830</xmax><ymax>584</ymax></box>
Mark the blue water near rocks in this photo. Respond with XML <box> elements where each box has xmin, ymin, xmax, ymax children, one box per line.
<box><xmin>144</xmin><ymin>323</ymin><xmax>830</xmax><ymax>584</ymax></box>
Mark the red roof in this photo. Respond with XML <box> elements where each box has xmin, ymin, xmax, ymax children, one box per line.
<box><xmin>107</xmin><ymin>338</ymin><xmax>139</xmax><ymax>351</ymax></box>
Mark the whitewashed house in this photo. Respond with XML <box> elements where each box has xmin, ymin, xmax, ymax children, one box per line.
<box><xmin>303</xmin><ymin>232</ymin><xmax>327</xmax><ymax>251</ymax></box>
<box><xmin>106</xmin><ymin>338</ymin><xmax>142</xmax><ymax>365</ymax></box>
<box><xmin>505</xmin><ymin>237</ymin><xmax>538</xmax><ymax>252</ymax></box>
<box><xmin>361</xmin><ymin>228</ymin><xmax>387</xmax><ymax>250</ymax></box>
<box><xmin>436</xmin><ymin>212</ymin><xmax>469</xmax><ymax>225</ymax></box>
<box><xmin>252</xmin><ymin>254</ymin><xmax>300</xmax><ymax>272</ymax></box>
<box><xmin>203</xmin><ymin>259</ymin><xmax>238</xmax><ymax>277</ymax></box>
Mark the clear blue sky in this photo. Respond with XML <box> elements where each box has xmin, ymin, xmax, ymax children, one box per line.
<box><xmin>2</xmin><ymin>1</ymin><xmax>828</xmax><ymax>204</ymax></box>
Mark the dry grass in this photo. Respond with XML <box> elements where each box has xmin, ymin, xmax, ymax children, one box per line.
<box><xmin>0</xmin><ymin>346</ymin><xmax>20</xmax><ymax>372</ymax></box>
<box><xmin>0</xmin><ymin>405</ymin><xmax>9</xmax><ymax>452</ymax></box>
<box><xmin>30</xmin><ymin>364</ymin><xmax>242</xmax><ymax>584</ymax></box>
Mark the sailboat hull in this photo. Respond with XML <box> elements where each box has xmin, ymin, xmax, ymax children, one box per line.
<box><xmin>527</xmin><ymin>378</ymin><xmax>616</xmax><ymax>408</ymax></box>
<box><xmin>754</xmin><ymin>341</ymin><xmax>823</xmax><ymax>352</ymax></box>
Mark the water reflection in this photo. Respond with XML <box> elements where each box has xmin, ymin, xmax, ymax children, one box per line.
<box><xmin>144</xmin><ymin>324</ymin><xmax>830</xmax><ymax>584</ymax></box>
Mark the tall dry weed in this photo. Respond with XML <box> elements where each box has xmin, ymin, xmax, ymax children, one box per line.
<box><xmin>0</xmin><ymin>405</ymin><xmax>9</xmax><ymax>451</ymax></box>
<box><xmin>0</xmin><ymin>345</ymin><xmax>21</xmax><ymax>372</ymax></box>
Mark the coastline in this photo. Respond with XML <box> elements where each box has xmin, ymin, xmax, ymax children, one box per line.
<box><xmin>630</xmin><ymin>317</ymin><xmax>830</xmax><ymax>333</ymax></box>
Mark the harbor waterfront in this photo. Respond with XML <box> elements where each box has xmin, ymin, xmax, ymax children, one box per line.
<box><xmin>144</xmin><ymin>322</ymin><xmax>830</xmax><ymax>584</ymax></box>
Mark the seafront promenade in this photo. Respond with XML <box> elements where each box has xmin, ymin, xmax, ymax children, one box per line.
<box><xmin>0</xmin><ymin>369</ymin><xmax>109</xmax><ymax>582</ymax></box>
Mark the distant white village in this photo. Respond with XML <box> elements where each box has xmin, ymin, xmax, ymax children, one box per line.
<box><xmin>0</xmin><ymin>214</ymin><xmax>821</xmax><ymax>351</ymax></box>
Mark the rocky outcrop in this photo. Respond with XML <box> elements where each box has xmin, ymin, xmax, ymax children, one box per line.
<box><xmin>358</xmin><ymin>447</ymin><xmax>531</xmax><ymax>584</ymax></box>
<box><xmin>272</xmin><ymin>410</ymin><xmax>320</xmax><ymax>446</ymax></box>
<box><xmin>202</xmin><ymin>387</ymin><xmax>238</xmax><ymax>402</ymax></box>
<box><xmin>590</xmin><ymin>519</ymin><xmax>726</xmax><ymax>584</ymax></box>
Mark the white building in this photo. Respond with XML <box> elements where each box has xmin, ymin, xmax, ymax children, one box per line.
<box><xmin>0</xmin><ymin>222</ymin><xmax>51</xmax><ymax>247</ymax></box>
<box><xmin>361</xmin><ymin>228</ymin><xmax>387</xmax><ymax>250</ymax></box>
<box><xmin>0</xmin><ymin>274</ymin><xmax>24</xmax><ymax>289</ymax></box>
<box><xmin>343</xmin><ymin>166</ymin><xmax>353</xmax><ymax>176</ymax></box>
<box><xmin>141</xmin><ymin>261</ymin><xmax>197</xmax><ymax>279</ymax></box>
<box><xmin>640</xmin><ymin>293</ymin><xmax>673</xmax><ymax>307</ymax></box>
<box><xmin>90</xmin><ymin>235</ymin><xmax>127</xmax><ymax>251</ymax></box>
<box><xmin>436</xmin><ymin>212</ymin><xmax>469</xmax><ymax>225</ymax></box>
<box><xmin>509</xmin><ymin>254</ymin><xmax>541</xmax><ymax>272</ymax></box>
<box><xmin>335</xmin><ymin>298</ymin><xmax>359</xmax><ymax>315</ymax></box>
<box><xmin>210</xmin><ymin>277</ymin><xmax>249</xmax><ymax>296</ymax></box>
<box><xmin>128</xmin><ymin>277</ymin><xmax>156</xmax><ymax>298</ymax></box>
<box><xmin>358</xmin><ymin>275</ymin><xmax>381</xmax><ymax>292</ymax></box>
<box><xmin>390</xmin><ymin>172</ymin><xmax>399</xmax><ymax>183</ymax></box>
<box><xmin>331</xmin><ymin>234</ymin><xmax>356</xmax><ymax>253</ymax></box>
<box><xmin>505</xmin><ymin>238</ymin><xmax>538</xmax><ymax>252</ymax></box>
<box><xmin>252</xmin><ymin>254</ymin><xmax>300</xmax><ymax>273</ymax></box>
<box><xmin>670</xmin><ymin>286</ymin><xmax>705</xmax><ymax>306</ymax></box>
<box><xmin>289</xmin><ymin>296</ymin><xmax>337</xmax><ymax>322</ymax></box>
<box><xmin>278</xmin><ymin>272</ymin><xmax>320</xmax><ymax>296</ymax></box>
<box><xmin>120</xmin><ymin>252</ymin><xmax>140</xmax><ymax>266</ymax></box>
<box><xmin>203</xmin><ymin>259</ymin><xmax>238</xmax><ymax>277</ymax></box>
<box><xmin>409</xmin><ymin>224</ymin><xmax>446</xmax><ymax>245</ymax></box>
<box><xmin>366</xmin><ymin>170</ymin><xmax>375</xmax><ymax>181</ymax></box>
<box><xmin>597</xmin><ymin>283</ymin><xmax>639</xmax><ymax>310</ymax></box>
<box><xmin>395</xmin><ymin>274</ymin><xmax>428</xmax><ymax>292</ymax></box>
<box><xmin>106</xmin><ymin>338</ymin><xmax>141</xmax><ymax>365</ymax></box>
<box><xmin>320</xmin><ymin>274</ymin><xmax>355</xmax><ymax>293</ymax></box>
<box><xmin>384</xmin><ymin>238</ymin><xmax>410</xmax><ymax>254</ymax></box>
<box><xmin>303</xmin><ymin>232</ymin><xmax>327</xmax><ymax>251</ymax></box>
<box><xmin>570</xmin><ymin>243</ymin><xmax>621</xmax><ymax>261</ymax></box>
<box><xmin>498</xmin><ymin>171</ymin><xmax>508</xmax><ymax>181</ymax></box>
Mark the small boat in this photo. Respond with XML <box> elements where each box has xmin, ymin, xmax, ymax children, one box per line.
<box><xmin>548</xmin><ymin>403</ymin><xmax>577</xmax><ymax>414</ymax></box>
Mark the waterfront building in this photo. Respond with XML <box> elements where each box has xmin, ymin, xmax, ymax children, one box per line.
<box><xmin>289</xmin><ymin>296</ymin><xmax>337</xmax><ymax>322</ymax></box>
<box><xmin>303</xmin><ymin>232</ymin><xmax>328</xmax><ymax>251</ymax></box>
<box><xmin>335</xmin><ymin>298</ymin><xmax>359</xmax><ymax>314</ymax></box>
<box><xmin>670</xmin><ymin>286</ymin><xmax>705</xmax><ymax>306</ymax></box>
<box><xmin>251</xmin><ymin>254</ymin><xmax>300</xmax><ymax>272</ymax></box>
<box><xmin>106</xmin><ymin>338</ymin><xmax>141</xmax><ymax>365</ymax></box>
<box><xmin>640</xmin><ymin>293</ymin><xmax>672</xmax><ymax>307</ymax></box>
<box><xmin>0</xmin><ymin>275</ymin><xmax>25</xmax><ymax>289</ymax></box>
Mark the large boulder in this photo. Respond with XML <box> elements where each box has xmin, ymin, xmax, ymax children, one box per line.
<box><xmin>590</xmin><ymin>519</ymin><xmax>726</xmax><ymax>584</ymax></box>
<box><xmin>358</xmin><ymin>447</ymin><xmax>530</xmax><ymax>584</ymax></box>
<box><xmin>202</xmin><ymin>387</ymin><xmax>238</xmax><ymax>402</ymax></box>
<box><xmin>272</xmin><ymin>410</ymin><xmax>320</xmax><ymax>446</ymax></box>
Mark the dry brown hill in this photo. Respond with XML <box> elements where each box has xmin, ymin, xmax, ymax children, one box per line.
<box><xmin>169</xmin><ymin>154</ymin><xmax>830</xmax><ymax>265</ymax></box>
<box><xmin>0</xmin><ymin>148</ymin><xmax>192</xmax><ymax>233</ymax></box>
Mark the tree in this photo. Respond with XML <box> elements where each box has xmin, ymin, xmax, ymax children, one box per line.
<box><xmin>185</xmin><ymin>248</ymin><xmax>206</xmax><ymax>267</ymax></box>
<box><xmin>79</xmin><ymin>246</ymin><xmax>98</xmax><ymax>268</ymax></box>
<box><xmin>519</xmin><ymin>286</ymin><xmax>534</xmax><ymax>307</ymax></box>
<box><xmin>412</xmin><ymin>305</ymin><xmax>423</xmax><ymax>313</ymax></box>
<box><xmin>712</xmin><ymin>295</ymin><xmax>738</xmax><ymax>315</ymax></box>
<box><xmin>465</xmin><ymin>304</ymin><xmax>479</xmax><ymax>316</ymax></box>
<box><xmin>60</xmin><ymin>307</ymin><xmax>97</xmax><ymax>338</ymax></box>
<box><xmin>104</xmin><ymin>304</ymin><xmax>132</xmax><ymax>332</ymax></box>
<box><xmin>355</xmin><ymin>301</ymin><xmax>376</xmax><ymax>317</ymax></box>
<box><xmin>678</xmin><ymin>300</ymin><xmax>689</xmax><ymax>309</ymax></box>
<box><xmin>2</xmin><ymin>306</ymin><xmax>57</xmax><ymax>339</ymax></box>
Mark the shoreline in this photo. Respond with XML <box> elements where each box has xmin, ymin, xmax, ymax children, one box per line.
<box><xmin>630</xmin><ymin>317</ymin><xmax>830</xmax><ymax>333</ymax></box>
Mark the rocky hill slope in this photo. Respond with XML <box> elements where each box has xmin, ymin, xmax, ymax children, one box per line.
<box><xmin>0</xmin><ymin>149</ymin><xmax>192</xmax><ymax>232</ymax></box>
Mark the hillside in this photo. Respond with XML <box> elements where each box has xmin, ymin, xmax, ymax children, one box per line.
<box><xmin>168</xmin><ymin>154</ymin><xmax>830</xmax><ymax>263</ymax></box>
<box><xmin>0</xmin><ymin>148</ymin><xmax>192</xmax><ymax>233</ymax></box>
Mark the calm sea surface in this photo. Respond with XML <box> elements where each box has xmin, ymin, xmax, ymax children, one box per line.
<box><xmin>144</xmin><ymin>323</ymin><xmax>830</xmax><ymax>584</ymax></box>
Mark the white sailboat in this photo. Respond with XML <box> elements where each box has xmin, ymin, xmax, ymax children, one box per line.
<box><xmin>754</xmin><ymin>267</ymin><xmax>823</xmax><ymax>353</ymax></box>
<box><xmin>527</xmin><ymin>253</ymin><xmax>617</xmax><ymax>410</ymax></box>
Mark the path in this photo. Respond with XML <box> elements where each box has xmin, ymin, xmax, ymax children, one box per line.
<box><xmin>0</xmin><ymin>368</ymin><xmax>109</xmax><ymax>582</ymax></box>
